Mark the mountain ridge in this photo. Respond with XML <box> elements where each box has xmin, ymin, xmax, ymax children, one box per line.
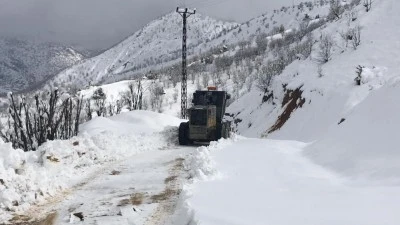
<box><xmin>0</xmin><ymin>37</ymin><xmax>86</xmax><ymax>95</ymax></box>
<box><xmin>44</xmin><ymin>12</ymin><xmax>239</xmax><ymax>91</ymax></box>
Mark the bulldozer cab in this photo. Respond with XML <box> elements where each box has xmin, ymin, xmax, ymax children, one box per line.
<box><xmin>192</xmin><ymin>90</ymin><xmax>229</xmax><ymax>123</ymax></box>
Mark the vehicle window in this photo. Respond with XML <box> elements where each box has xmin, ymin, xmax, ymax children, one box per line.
<box><xmin>191</xmin><ymin>110</ymin><xmax>207</xmax><ymax>126</ymax></box>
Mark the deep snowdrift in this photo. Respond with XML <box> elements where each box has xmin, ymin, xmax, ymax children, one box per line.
<box><xmin>305</xmin><ymin>79</ymin><xmax>400</xmax><ymax>182</ymax></box>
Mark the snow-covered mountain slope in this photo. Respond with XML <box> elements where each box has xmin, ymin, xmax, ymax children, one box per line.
<box><xmin>0</xmin><ymin>37</ymin><xmax>85</xmax><ymax>94</ymax></box>
<box><xmin>196</xmin><ymin>1</ymin><xmax>330</xmax><ymax>50</ymax></box>
<box><xmin>45</xmin><ymin>2</ymin><xmax>332</xmax><ymax>91</ymax></box>
<box><xmin>45</xmin><ymin>12</ymin><xmax>238</xmax><ymax>90</ymax></box>
<box><xmin>226</xmin><ymin>0</ymin><xmax>400</xmax><ymax>180</ymax></box>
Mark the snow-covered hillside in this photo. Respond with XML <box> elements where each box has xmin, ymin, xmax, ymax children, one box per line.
<box><xmin>45</xmin><ymin>1</ymin><xmax>332</xmax><ymax>91</ymax></box>
<box><xmin>196</xmin><ymin>1</ymin><xmax>330</xmax><ymax>51</ymax></box>
<box><xmin>0</xmin><ymin>37</ymin><xmax>85</xmax><ymax>94</ymax></box>
<box><xmin>226</xmin><ymin>0</ymin><xmax>400</xmax><ymax>181</ymax></box>
<box><xmin>45</xmin><ymin>12</ymin><xmax>238</xmax><ymax>91</ymax></box>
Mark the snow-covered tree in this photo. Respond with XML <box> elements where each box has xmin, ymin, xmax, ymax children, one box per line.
<box><xmin>92</xmin><ymin>88</ymin><xmax>107</xmax><ymax>117</ymax></box>
<box><xmin>121</xmin><ymin>80</ymin><xmax>143</xmax><ymax>111</ymax></box>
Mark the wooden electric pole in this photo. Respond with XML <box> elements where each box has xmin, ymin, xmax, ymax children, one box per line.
<box><xmin>176</xmin><ymin>7</ymin><xmax>196</xmax><ymax>119</ymax></box>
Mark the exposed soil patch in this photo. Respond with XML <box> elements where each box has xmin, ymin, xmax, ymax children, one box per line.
<box><xmin>268</xmin><ymin>87</ymin><xmax>306</xmax><ymax>133</ymax></box>
<box><xmin>46</xmin><ymin>155</ymin><xmax>59</xmax><ymax>163</ymax></box>
<box><xmin>6</xmin><ymin>212</ymin><xmax>58</xmax><ymax>225</ymax></box>
<box><xmin>164</xmin><ymin>175</ymin><xmax>178</xmax><ymax>184</ymax></box>
<box><xmin>173</xmin><ymin>158</ymin><xmax>185</xmax><ymax>171</ymax></box>
<box><xmin>118</xmin><ymin>192</ymin><xmax>146</xmax><ymax>206</ymax></box>
<box><xmin>144</xmin><ymin>157</ymin><xmax>187</xmax><ymax>225</ymax></box>
<box><xmin>131</xmin><ymin>193</ymin><xmax>145</xmax><ymax>205</ymax></box>
<box><xmin>150</xmin><ymin>189</ymin><xmax>178</xmax><ymax>203</ymax></box>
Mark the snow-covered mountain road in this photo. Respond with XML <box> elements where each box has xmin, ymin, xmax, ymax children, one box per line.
<box><xmin>0</xmin><ymin>111</ymin><xmax>195</xmax><ymax>224</ymax></box>
<box><xmin>34</xmin><ymin>147</ymin><xmax>194</xmax><ymax>225</ymax></box>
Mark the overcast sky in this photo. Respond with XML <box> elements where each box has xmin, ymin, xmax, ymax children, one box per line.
<box><xmin>0</xmin><ymin>0</ymin><xmax>294</xmax><ymax>50</ymax></box>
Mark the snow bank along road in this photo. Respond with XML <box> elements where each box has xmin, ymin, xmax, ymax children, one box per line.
<box><xmin>1</xmin><ymin>111</ymin><xmax>198</xmax><ymax>225</ymax></box>
<box><xmin>189</xmin><ymin>137</ymin><xmax>400</xmax><ymax>225</ymax></box>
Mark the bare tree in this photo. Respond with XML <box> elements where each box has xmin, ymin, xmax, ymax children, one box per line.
<box><xmin>116</xmin><ymin>100</ymin><xmax>123</xmax><ymax>114</ymax></box>
<box><xmin>0</xmin><ymin>90</ymin><xmax>84</xmax><ymax>151</ymax></box>
<box><xmin>351</xmin><ymin>0</ymin><xmax>361</xmax><ymax>7</ymax></box>
<box><xmin>256</xmin><ymin>61</ymin><xmax>283</xmax><ymax>92</ymax></box>
<box><xmin>121</xmin><ymin>80</ymin><xmax>143</xmax><ymax>111</ymax></box>
<box><xmin>215</xmin><ymin>56</ymin><xmax>234</xmax><ymax>76</ymax></box>
<box><xmin>173</xmin><ymin>88</ymin><xmax>179</xmax><ymax>103</ymax></box>
<box><xmin>85</xmin><ymin>99</ymin><xmax>92</xmax><ymax>120</ymax></box>
<box><xmin>255</xmin><ymin>33</ymin><xmax>269</xmax><ymax>54</ymax></box>
<box><xmin>232</xmin><ymin>72</ymin><xmax>240</xmax><ymax>99</ymax></box>
<box><xmin>202</xmin><ymin>74</ymin><xmax>210</xmax><ymax>88</ymax></box>
<box><xmin>350</xmin><ymin>25</ymin><xmax>362</xmax><ymax>49</ymax></box>
<box><xmin>328</xmin><ymin>0</ymin><xmax>344</xmax><ymax>20</ymax></box>
<box><xmin>196</xmin><ymin>73</ymin><xmax>202</xmax><ymax>90</ymax></box>
<box><xmin>363</xmin><ymin>0</ymin><xmax>372</xmax><ymax>12</ymax></box>
<box><xmin>246</xmin><ymin>74</ymin><xmax>255</xmax><ymax>92</ymax></box>
<box><xmin>355</xmin><ymin>65</ymin><xmax>363</xmax><ymax>85</ymax></box>
<box><xmin>149</xmin><ymin>82</ymin><xmax>165</xmax><ymax>113</ymax></box>
<box><xmin>345</xmin><ymin>10</ymin><xmax>358</xmax><ymax>25</ymax></box>
<box><xmin>340</xmin><ymin>25</ymin><xmax>361</xmax><ymax>50</ymax></box>
<box><xmin>317</xmin><ymin>65</ymin><xmax>324</xmax><ymax>77</ymax></box>
<box><xmin>318</xmin><ymin>34</ymin><xmax>335</xmax><ymax>63</ymax></box>
<box><xmin>339</xmin><ymin>30</ymin><xmax>351</xmax><ymax>48</ymax></box>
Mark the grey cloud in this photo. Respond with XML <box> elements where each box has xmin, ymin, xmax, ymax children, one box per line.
<box><xmin>0</xmin><ymin>0</ymin><xmax>292</xmax><ymax>50</ymax></box>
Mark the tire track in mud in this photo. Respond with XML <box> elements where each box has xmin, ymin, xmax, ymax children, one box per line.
<box><xmin>144</xmin><ymin>157</ymin><xmax>187</xmax><ymax>225</ymax></box>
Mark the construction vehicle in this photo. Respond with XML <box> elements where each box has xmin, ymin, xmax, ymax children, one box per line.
<box><xmin>179</xmin><ymin>87</ymin><xmax>231</xmax><ymax>145</ymax></box>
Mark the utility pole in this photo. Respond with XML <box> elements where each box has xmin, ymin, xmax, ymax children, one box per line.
<box><xmin>176</xmin><ymin>7</ymin><xmax>196</xmax><ymax>119</ymax></box>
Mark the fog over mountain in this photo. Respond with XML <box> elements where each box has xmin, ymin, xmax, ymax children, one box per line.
<box><xmin>0</xmin><ymin>0</ymin><xmax>293</xmax><ymax>50</ymax></box>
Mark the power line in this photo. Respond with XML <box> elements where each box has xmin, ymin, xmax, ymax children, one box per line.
<box><xmin>186</xmin><ymin>0</ymin><xmax>231</xmax><ymax>9</ymax></box>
